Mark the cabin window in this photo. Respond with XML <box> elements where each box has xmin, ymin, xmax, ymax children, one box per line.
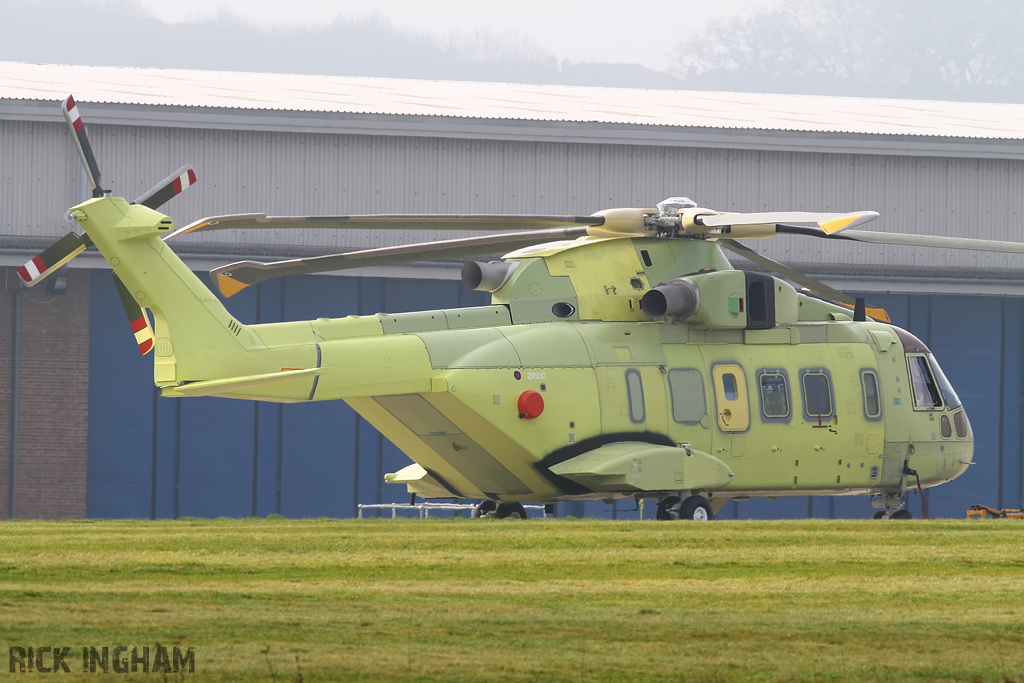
<box><xmin>712</xmin><ymin>363</ymin><xmax>750</xmax><ymax>433</ymax></box>
<box><xmin>722</xmin><ymin>373</ymin><xmax>738</xmax><ymax>401</ymax></box>
<box><xmin>861</xmin><ymin>370</ymin><xmax>881</xmax><ymax>419</ymax></box>
<box><xmin>668</xmin><ymin>368</ymin><xmax>706</xmax><ymax>424</ymax></box>
<box><xmin>908</xmin><ymin>355</ymin><xmax>942</xmax><ymax>409</ymax></box>
<box><xmin>801</xmin><ymin>370</ymin><xmax>834</xmax><ymax>418</ymax></box>
<box><xmin>759</xmin><ymin>372</ymin><xmax>790</xmax><ymax>419</ymax></box>
<box><xmin>625</xmin><ymin>369</ymin><xmax>645</xmax><ymax>424</ymax></box>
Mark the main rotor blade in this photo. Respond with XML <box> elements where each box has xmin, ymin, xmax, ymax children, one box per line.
<box><xmin>133</xmin><ymin>165</ymin><xmax>197</xmax><ymax>210</ymax></box>
<box><xmin>17</xmin><ymin>231</ymin><xmax>92</xmax><ymax>286</ymax></box>
<box><xmin>168</xmin><ymin>213</ymin><xmax>605</xmax><ymax>239</ymax></box>
<box><xmin>61</xmin><ymin>95</ymin><xmax>104</xmax><ymax>198</ymax></box>
<box><xmin>825</xmin><ymin>229</ymin><xmax>1024</xmax><ymax>254</ymax></box>
<box><xmin>718</xmin><ymin>239</ymin><xmax>855</xmax><ymax>305</ymax></box>
<box><xmin>701</xmin><ymin>211</ymin><xmax>878</xmax><ymax>234</ymax></box>
<box><xmin>719</xmin><ymin>239</ymin><xmax>890</xmax><ymax>323</ymax></box>
<box><xmin>210</xmin><ymin>225</ymin><xmax>591</xmax><ymax>297</ymax></box>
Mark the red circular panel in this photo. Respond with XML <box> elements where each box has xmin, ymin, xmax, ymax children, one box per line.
<box><xmin>517</xmin><ymin>390</ymin><xmax>544</xmax><ymax>419</ymax></box>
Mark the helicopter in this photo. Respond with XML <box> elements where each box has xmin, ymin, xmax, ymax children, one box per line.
<box><xmin>22</xmin><ymin>94</ymin><xmax>1024</xmax><ymax>521</ymax></box>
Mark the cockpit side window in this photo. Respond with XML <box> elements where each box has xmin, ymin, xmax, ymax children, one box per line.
<box><xmin>861</xmin><ymin>370</ymin><xmax>882</xmax><ymax>419</ymax></box>
<box><xmin>908</xmin><ymin>355</ymin><xmax>942</xmax><ymax>409</ymax></box>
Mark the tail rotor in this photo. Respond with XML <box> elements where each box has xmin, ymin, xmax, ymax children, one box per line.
<box><xmin>133</xmin><ymin>165</ymin><xmax>197</xmax><ymax>210</ymax></box>
<box><xmin>20</xmin><ymin>95</ymin><xmax>198</xmax><ymax>354</ymax></box>
<box><xmin>61</xmin><ymin>95</ymin><xmax>105</xmax><ymax>198</ymax></box>
<box><xmin>16</xmin><ymin>231</ymin><xmax>92</xmax><ymax>286</ymax></box>
<box><xmin>112</xmin><ymin>273</ymin><xmax>155</xmax><ymax>356</ymax></box>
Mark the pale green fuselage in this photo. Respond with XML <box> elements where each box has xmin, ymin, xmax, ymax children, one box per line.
<box><xmin>245</xmin><ymin>312</ymin><xmax>973</xmax><ymax>503</ymax></box>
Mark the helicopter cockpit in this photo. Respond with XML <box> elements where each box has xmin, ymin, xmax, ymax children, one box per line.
<box><xmin>893</xmin><ymin>326</ymin><xmax>966</xmax><ymax>436</ymax></box>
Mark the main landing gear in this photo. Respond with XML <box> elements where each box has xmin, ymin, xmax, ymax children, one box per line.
<box><xmin>873</xmin><ymin>509</ymin><xmax>913</xmax><ymax>520</ymax></box>
<box><xmin>871</xmin><ymin>492</ymin><xmax>913</xmax><ymax>519</ymax></box>
<box><xmin>472</xmin><ymin>500</ymin><xmax>528</xmax><ymax>519</ymax></box>
<box><xmin>656</xmin><ymin>494</ymin><xmax>714</xmax><ymax>521</ymax></box>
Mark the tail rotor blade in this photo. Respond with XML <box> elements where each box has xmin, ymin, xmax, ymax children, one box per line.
<box><xmin>112</xmin><ymin>273</ymin><xmax>154</xmax><ymax>356</ymax></box>
<box><xmin>17</xmin><ymin>231</ymin><xmax>92</xmax><ymax>286</ymax></box>
<box><xmin>133</xmin><ymin>165</ymin><xmax>198</xmax><ymax>210</ymax></box>
<box><xmin>61</xmin><ymin>95</ymin><xmax>104</xmax><ymax>198</ymax></box>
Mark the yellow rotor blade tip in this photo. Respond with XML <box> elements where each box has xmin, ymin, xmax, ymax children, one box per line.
<box><xmin>819</xmin><ymin>211</ymin><xmax>878</xmax><ymax>235</ymax></box>
<box><xmin>217</xmin><ymin>273</ymin><xmax>250</xmax><ymax>298</ymax></box>
<box><xmin>866</xmin><ymin>306</ymin><xmax>891</xmax><ymax>323</ymax></box>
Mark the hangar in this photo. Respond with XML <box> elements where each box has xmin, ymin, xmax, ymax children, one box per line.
<box><xmin>1</xmin><ymin>61</ymin><xmax>1023</xmax><ymax>520</ymax></box>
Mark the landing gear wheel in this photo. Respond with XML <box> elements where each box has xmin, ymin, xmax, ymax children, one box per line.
<box><xmin>678</xmin><ymin>495</ymin><xmax>714</xmax><ymax>521</ymax></box>
<box><xmin>890</xmin><ymin>509</ymin><xmax>913</xmax><ymax>520</ymax></box>
<box><xmin>494</xmin><ymin>502</ymin><xmax>528</xmax><ymax>519</ymax></box>
<box><xmin>472</xmin><ymin>500</ymin><xmax>497</xmax><ymax>518</ymax></box>
<box><xmin>873</xmin><ymin>510</ymin><xmax>887</xmax><ymax>520</ymax></box>
<box><xmin>656</xmin><ymin>496</ymin><xmax>681</xmax><ymax>520</ymax></box>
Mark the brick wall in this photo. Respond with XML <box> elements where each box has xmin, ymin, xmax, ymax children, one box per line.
<box><xmin>0</xmin><ymin>267</ymin><xmax>90</xmax><ymax>519</ymax></box>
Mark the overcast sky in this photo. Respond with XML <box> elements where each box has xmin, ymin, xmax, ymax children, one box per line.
<box><xmin>126</xmin><ymin>0</ymin><xmax>782</xmax><ymax>71</ymax></box>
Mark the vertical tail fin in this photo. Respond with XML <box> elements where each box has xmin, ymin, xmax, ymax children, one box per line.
<box><xmin>71</xmin><ymin>196</ymin><xmax>263</xmax><ymax>384</ymax></box>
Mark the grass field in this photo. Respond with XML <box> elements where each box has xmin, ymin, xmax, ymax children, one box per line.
<box><xmin>0</xmin><ymin>517</ymin><xmax>1022</xmax><ymax>682</ymax></box>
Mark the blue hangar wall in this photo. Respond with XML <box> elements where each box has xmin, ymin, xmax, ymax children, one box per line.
<box><xmin>85</xmin><ymin>269</ymin><xmax>1023</xmax><ymax>520</ymax></box>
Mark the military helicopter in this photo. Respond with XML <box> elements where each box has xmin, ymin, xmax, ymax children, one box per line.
<box><xmin>24</xmin><ymin>94</ymin><xmax>1024</xmax><ymax>521</ymax></box>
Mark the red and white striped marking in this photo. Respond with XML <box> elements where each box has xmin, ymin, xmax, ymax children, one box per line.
<box><xmin>17</xmin><ymin>255</ymin><xmax>47</xmax><ymax>283</ymax></box>
<box><xmin>131</xmin><ymin>315</ymin><xmax>154</xmax><ymax>355</ymax></box>
<box><xmin>64</xmin><ymin>95</ymin><xmax>84</xmax><ymax>133</ymax></box>
<box><xmin>172</xmin><ymin>168</ymin><xmax>197</xmax><ymax>195</ymax></box>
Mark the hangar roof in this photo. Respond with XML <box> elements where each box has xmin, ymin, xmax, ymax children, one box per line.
<box><xmin>3</xmin><ymin>62</ymin><xmax>1024</xmax><ymax>159</ymax></box>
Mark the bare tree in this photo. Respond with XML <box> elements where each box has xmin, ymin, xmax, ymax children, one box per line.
<box><xmin>441</xmin><ymin>27</ymin><xmax>552</xmax><ymax>64</ymax></box>
<box><xmin>669</xmin><ymin>0</ymin><xmax>1024</xmax><ymax>102</ymax></box>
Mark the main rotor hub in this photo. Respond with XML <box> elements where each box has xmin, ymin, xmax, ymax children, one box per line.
<box><xmin>656</xmin><ymin>197</ymin><xmax>697</xmax><ymax>216</ymax></box>
<box><xmin>644</xmin><ymin>197</ymin><xmax>698</xmax><ymax>235</ymax></box>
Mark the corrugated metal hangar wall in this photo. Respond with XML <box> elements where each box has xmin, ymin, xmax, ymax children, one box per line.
<box><xmin>5</xmin><ymin>119</ymin><xmax>1024</xmax><ymax>274</ymax></box>
<box><xmin>2</xmin><ymin>80</ymin><xmax>1024</xmax><ymax>520</ymax></box>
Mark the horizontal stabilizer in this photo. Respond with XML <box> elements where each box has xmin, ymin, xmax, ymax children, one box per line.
<box><xmin>549</xmin><ymin>442</ymin><xmax>733</xmax><ymax>493</ymax></box>
<box><xmin>162</xmin><ymin>368</ymin><xmax>320</xmax><ymax>397</ymax></box>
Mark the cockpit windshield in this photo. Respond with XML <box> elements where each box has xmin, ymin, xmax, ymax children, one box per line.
<box><xmin>928</xmin><ymin>354</ymin><xmax>962</xmax><ymax>410</ymax></box>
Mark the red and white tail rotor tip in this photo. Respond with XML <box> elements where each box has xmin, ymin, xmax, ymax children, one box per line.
<box><xmin>17</xmin><ymin>256</ymin><xmax>47</xmax><ymax>284</ymax></box>
<box><xmin>63</xmin><ymin>95</ymin><xmax>84</xmax><ymax>133</ymax></box>
<box><xmin>173</xmin><ymin>168</ymin><xmax>196</xmax><ymax>194</ymax></box>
